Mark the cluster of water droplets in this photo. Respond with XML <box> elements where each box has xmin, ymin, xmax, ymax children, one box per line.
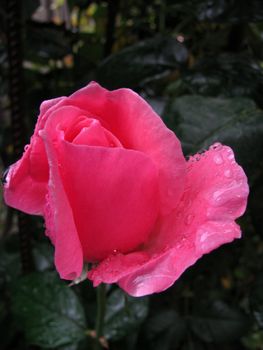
<box><xmin>188</xmin><ymin>150</ymin><xmax>206</xmax><ymax>163</ymax></box>
<box><xmin>208</xmin><ymin>143</ymin><xmax>246</xmax><ymax>212</ymax></box>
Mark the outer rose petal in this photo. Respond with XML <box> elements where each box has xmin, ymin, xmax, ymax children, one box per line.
<box><xmin>3</xmin><ymin>152</ymin><xmax>47</xmax><ymax>215</ymax></box>
<box><xmin>88</xmin><ymin>144</ymin><xmax>249</xmax><ymax>296</ymax></box>
<box><xmin>40</xmin><ymin>130</ymin><xmax>83</xmax><ymax>280</ymax></box>
<box><xmin>3</xmin><ymin>96</ymin><xmax>65</xmax><ymax>215</ymax></box>
<box><xmin>64</xmin><ymin>82</ymin><xmax>186</xmax><ymax>215</ymax></box>
<box><xmin>55</xmin><ymin>139</ymin><xmax>159</xmax><ymax>262</ymax></box>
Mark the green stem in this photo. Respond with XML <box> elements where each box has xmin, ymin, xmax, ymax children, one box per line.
<box><xmin>94</xmin><ymin>284</ymin><xmax>106</xmax><ymax>350</ymax></box>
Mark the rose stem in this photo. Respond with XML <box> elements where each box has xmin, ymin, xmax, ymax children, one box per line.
<box><xmin>94</xmin><ymin>283</ymin><xmax>107</xmax><ymax>350</ymax></box>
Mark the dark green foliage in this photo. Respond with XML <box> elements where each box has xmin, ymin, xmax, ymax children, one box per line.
<box><xmin>189</xmin><ymin>300</ymin><xmax>251</xmax><ymax>343</ymax></box>
<box><xmin>11</xmin><ymin>272</ymin><xmax>87</xmax><ymax>348</ymax></box>
<box><xmin>251</xmin><ymin>272</ymin><xmax>263</xmax><ymax>328</ymax></box>
<box><xmin>97</xmin><ymin>35</ymin><xmax>188</xmax><ymax>89</ymax></box>
<box><xmin>104</xmin><ymin>289</ymin><xmax>149</xmax><ymax>340</ymax></box>
<box><xmin>145</xmin><ymin>310</ymin><xmax>187</xmax><ymax>350</ymax></box>
<box><xmin>163</xmin><ymin>95</ymin><xmax>263</xmax><ymax>181</ymax></box>
<box><xmin>1</xmin><ymin>0</ymin><xmax>263</xmax><ymax>350</ymax></box>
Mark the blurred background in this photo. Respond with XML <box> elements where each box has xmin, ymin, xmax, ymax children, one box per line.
<box><xmin>1</xmin><ymin>0</ymin><xmax>263</xmax><ymax>349</ymax></box>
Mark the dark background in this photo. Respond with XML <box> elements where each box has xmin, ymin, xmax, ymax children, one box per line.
<box><xmin>0</xmin><ymin>1</ymin><xmax>263</xmax><ymax>349</ymax></box>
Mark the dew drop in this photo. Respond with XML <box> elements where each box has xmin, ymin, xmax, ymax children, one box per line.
<box><xmin>213</xmin><ymin>154</ymin><xmax>223</xmax><ymax>165</ymax></box>
<box><xmin>211</xmin><ymin>142</ymin><xmax>222</xmax><ymax>151</ymax></box>
<box><xmin>226</xmin><ymin>149</ymin><xmax>234</xmax><ymax>160</ymax></box>
<box><xmin>224</xmin><ymin>169</ymin><xmax>232</xmax><ymax>178</ymax></box>
<box><xmin>213</xmin><ymin>190</ymin><xmax>224</xmax><ymax>202</ymax></box>
<box><xmin>185</xmin><ymin>214</ymin><xmax>194</xmax><ymax>225</ymax></box>
<box><xmin>185</xmin><ymin>198</ymin><xmax>192</xmax><ymax>208</ymax></box>
<box><xmin>24</xmin><ymin>144</ymin><xmax>30</xmax><ymax>152</ymax></box>
<box><xmin>113</xmin><ymin>249</ymin><xmax>118</xmax><ymax>254</ymax></box>
<box><xmin>175</xmin><ymin>242</ymin><xmax>182</xmax><ymax>249</ymax></box>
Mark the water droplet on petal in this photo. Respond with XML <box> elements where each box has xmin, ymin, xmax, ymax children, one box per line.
<box><xmin>213</xmin><ymin>154</ymin><xmax>223</xmax><ymax>165</ymax></box>
<box><xmin>185</xmin><ymin>198</ymin><xmax>192</xmax><ymax>208</ymax></box>
<box><xmin>224</xmin><ymin>169</ymin><xmax>232</xmax><ymax>178</ymax></box>
<box><xmin>212</xmin><ymin>190</ymin><xmax>224</xmax><ymax>203</ymax></box>
<box><xmin>200</xmin><ymin>231</ymin><xmax>209</xmax><ymax>243</ymax></box>
<box><xmin>211</xmin><ymin>142</ymin><xmax>222</xmax><ymax>151</ymax></box>
<box><xmin>226</xmin><ymin>149</ymin><xmax>234</xmax><ymax>160</ymax></box>
<box><xmin>185</xmin><ymin>214</ymin><xmax>194</xmax><ymax>225</ymax></box>
<box><xmin>24</xmin><ymin>145</ymin><xmax>30</xmax><ymax>152</ymax></box>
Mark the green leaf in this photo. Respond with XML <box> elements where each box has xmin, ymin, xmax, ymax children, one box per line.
<box><xmin>189</xmin><ymin>300</ymin><xmax>250</xmax><ymax>343</ymax></box>
<box><xmin>181</xmin><ymin>54</ymin><xmax>263</xmax><ymax>104</ymax></box>
<box><xmin>11</xmin><ymin>271</ymin><xmax>87</xmax><ymax>348</ymax></box>
<box><xmin>196</xmin><ymin>0</ymin><xmax>263</xmax><ymax>22</ymax></box>
<box><xmin>0</xmin><ymin>236</ymin><xmax>21</xmax><ymax>287</ymax></box>
<box><xmin>163</xmin><ymin>95</ymin><xmax>263</xmax><ymax>182</ymax></box>
<box><xmin>169</xmin><ymin>0</ymin><xmax>263</xmax><ymax>23</ymax></box>
<box><xmin>104</xmin><ymin>288</ymin><xmax>148</xmax><ymax>341</ymax></box>
<box><xmin>249</xmin><ymin>183</ymin><xmax>263</xmax><ymax>236</ymax></box>
<box><xmin>181</xmin><ymin>336</ymin><xmax>206</xmax><ymax>350</ymax></box>
<box><xmin>33</xmin><ymin>241</ymin><xmax>54</xmax><ymax>272</ymax></box>
<box><xmin>97</xmin><ymin>35</ymin><xmax>188</xmax><ymax>89</ymax></box>
<box><xmin>145</xmin><ymin>310</ymin><xmax>187</xmax><ymax>350</ymax></box>
<box><xmin>56</xmin><ymin>344</ymin><xmax>78</xmax><ymax>350</ymax></box>
<box><xmin>250</xmin><ymin>272</ymin><xmax>263</xmax><ymax>328</ymax></box>
<box><xmin>25</xmin><ymin>24</ymin><xmax>72</xmax><ymax>62</ymax></box>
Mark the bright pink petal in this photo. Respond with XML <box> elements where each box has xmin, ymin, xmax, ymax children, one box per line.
<box><xmin>3</xmin><ymin>96</ymin><xmax>65</xmax><ymax>215</ymax></box>
<box><xmin>64</xmin><ymin>82</ymin><xmax>186</xmax><ymax>215</ymax></box>
<box><xmin>5</xmin><ymin>83</ymin><xmax>186</xmax><ymax>217</ymax></box>
<box><xmin>72</xmin><ymin>122</ymin><xmax>109</xmax><ymax>146</ymax></box>
<box><xmin>40</xmin><ymin>129</ymin><xmax>83</xmax><ymax>280</ymax></box>
<box><xmin>3</xmin><ymin>151</ymin><xmax>47</xmax><ymax>215</ymax></box>
<box><xmin>88</xmin><ymin>144</ymin><xmax>248</xmax><ymax>296</ymax></box>
<box><xmin>56</xmin><ymin>139</ymin><xmax>159</xmax><ymax>262</ymax></box>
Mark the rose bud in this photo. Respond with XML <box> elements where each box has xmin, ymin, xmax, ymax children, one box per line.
<box><xmin>3</xmin><ymin>82</ymin><xmax>249</xmax><ymax>296</ymax></box>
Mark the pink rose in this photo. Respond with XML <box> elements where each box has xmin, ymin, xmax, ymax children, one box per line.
<box><xmin>3</xmin><ymin>82</ymin><xmax>249</xmax><ymax>296</ymax></box>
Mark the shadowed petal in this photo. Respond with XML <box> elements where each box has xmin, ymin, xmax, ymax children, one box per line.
<box><xmin>40</xmin><ymin>129</ymin><xmax>83</xmax><ymax>280</ymax></box>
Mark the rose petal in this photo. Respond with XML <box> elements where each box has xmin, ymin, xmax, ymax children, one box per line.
<box><xmin>65</xmin><ymin>82</ymin><xmax>186</xmax><ymax>215</ymax></box>
<box><xmin>3</xmin><ymin>151</ymin><xmax>47</xmax><ymax>215</ymax></box>
<box><xmin>40</xmin><ymin>129</ymin><xmax>83</xmax><ymax>280</ymax></box>
<box><xmin>3</xmin><ymin>96</ymin><xmax>65</xmax><ymax>215</ymax></box>
<box><xmin>72</xmin><ymin>120</ymin><xmax>109</xmax><ymax>146</ymax></box>
<box><xmin>88</xmin><ymin>144</ymin><xmax>248</xmax><ymax>296</ymax></box>
<box><xmin>55</xmin><ymin>139</ymin><xmax>160</xmax><ymax>262</ymax></box>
